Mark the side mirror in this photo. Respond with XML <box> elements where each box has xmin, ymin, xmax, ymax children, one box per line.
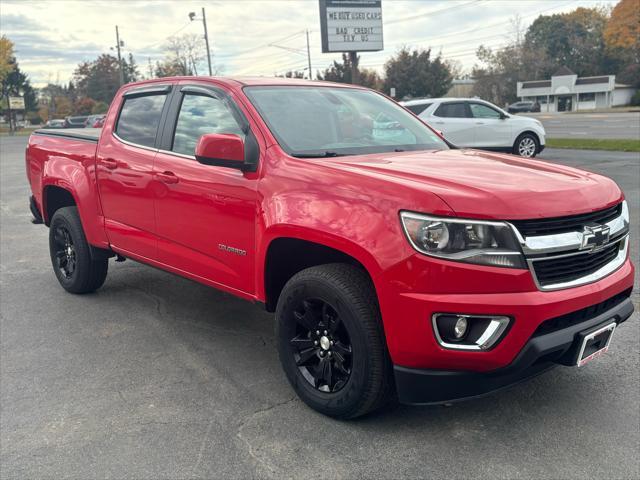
<box><xmin>195</xmin><ymin>133</ymin><xmax>245</xmax><ymax>169</ymax></box>
<box><xmin>500</xmin><ymin>113</ymin><xmax>508</xmax><ymax>120</ymax></box>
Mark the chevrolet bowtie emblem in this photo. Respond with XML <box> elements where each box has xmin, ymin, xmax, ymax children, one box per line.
<box><xmin>580</xmin><ymin>224</ymin><xmax>611</xmax><ymax>252</ymax></box>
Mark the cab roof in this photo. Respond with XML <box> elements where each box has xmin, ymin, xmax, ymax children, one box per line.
<box><xmin>122</xmin><ymin>76</ymin><xmax>361</xmax><ymax>90</ymax></box>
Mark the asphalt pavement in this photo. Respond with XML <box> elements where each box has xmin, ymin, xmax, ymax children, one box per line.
<box><xmin>1</xmin><ymin>136</ymin><xmax>638</xmax><ymax>479</ymax></box>
<box><xmin>525</xmin><ymin>111</ymin><xmax>640</xmax><ymax>139</ymax></box>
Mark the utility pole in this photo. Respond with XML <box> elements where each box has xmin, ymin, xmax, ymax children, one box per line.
<box><xmin>147</xmin><ymin>57</ymin><xmax>153</xmax><ymax>79</ymax></box>
<box><xmin>189</xmin><ymin>8</ymin><xmax>213</xmax><ymax>76</ymax></box>
<box><xmin>349</xmin><ymin>51</ymin><xmax>359</xmax><ymax>85</ymax></box>
<box><xmin>202</xmin><ymin>8</ymin><xmax>213</xmax><ymax>76</ymax></box>
<box><xmin>115</xmin><ymin>26</ymin><xmax>124</xmax><ymax>85</ymax></box>
<box><xmin>306</xmin><ymin>30</ymin><xmax>312</xmax><ymax>80</ymax></box>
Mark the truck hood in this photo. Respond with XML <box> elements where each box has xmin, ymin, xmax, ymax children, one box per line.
<box><xmin>326</xmin><ymin>149</ymin><xmax>622</xmax><ymax>220</ymax></box>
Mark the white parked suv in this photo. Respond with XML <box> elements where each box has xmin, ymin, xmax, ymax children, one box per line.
<box><xmin>401</xmin><ymin>97</ymin><xmax>546</xmax><ymax>158</ymax></box>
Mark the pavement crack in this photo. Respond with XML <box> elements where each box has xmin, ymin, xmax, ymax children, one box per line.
<box><xmin>234</xmin><ymin>396</ymin><xmax>297</xmax><ymax>478</ymax></box>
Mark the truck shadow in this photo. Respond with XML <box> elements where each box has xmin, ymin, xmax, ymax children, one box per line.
<box><xmin>99</xmin><ymin>259</ymin><xmax>633</xmax><ymax>436</ymax></box>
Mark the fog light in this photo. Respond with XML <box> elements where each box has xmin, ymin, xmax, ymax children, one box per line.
<box><xmin>432</xmin><ymin>313</ymin><xmax>510</xmax><ymax>351</ymax></box>
<box><xmin>454</xmin><ymin>317</ymin><xmax>468</xmax><ymax>339</ymax></box>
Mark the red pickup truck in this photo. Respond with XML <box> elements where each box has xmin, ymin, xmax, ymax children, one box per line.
<box><xmin>26</xmin><ymin>77</ymin><xmax>634</xmax><ymax>419</ymax></box>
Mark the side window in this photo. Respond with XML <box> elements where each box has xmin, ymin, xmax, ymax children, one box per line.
<box><xmin>405</xmin><ymin>103</ymin><xmax>431</xmax><ymax>115</ymax></box>
<box><xmin>469</xmin><ymin>103</ymin><xmax>502</xmax><ymax>119</ymax></box>
<box><xmin>172</xmin><ymin>94</ymin><xmax>245</xmax><ymax>156</ymax></box>
<box><xmin>116</xmin><ymin>94</ymin><xmax>167</xmax><ymax>147</ymax></box>
<box><xmin>433</xmin><ymin>102</ymin><xmax>468</xmax><ymax>118</ymax></box>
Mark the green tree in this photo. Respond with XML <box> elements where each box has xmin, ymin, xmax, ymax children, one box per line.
<box><xmin>524</xmin><ymin>7</ymin><xmax>610</xmax><ymax>77</ymax></box>
<box><xmin>317</xmin><ymin>53</ymin><xmax>382</xmax><ymax>90</ymax></box>
<box><xmin>277</xmin><ymin>70</ymin><xmax>305</xmax><ymax>79</ymax></box>
<box><xmin>91</xmin><ymin>101</ymin><xmax>109</xmax><ymax>114</ymax></box>
<box><xmin>73</xmin><ymin>54</ymin><xmax>139</xmax><ymax>104</ymax></box>
<box><xmin>382</xmin><ymin>47</ymin><xmax>453</xmax><ymax>100</ymax></box>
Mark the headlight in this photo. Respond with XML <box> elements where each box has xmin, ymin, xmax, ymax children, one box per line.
<box><xmin>400</xmin><ymin>211</ymin><xmax>526</xmax><ymax>268</ymax></box>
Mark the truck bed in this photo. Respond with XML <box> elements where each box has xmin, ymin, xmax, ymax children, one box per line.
<box><xmin>33</xmin><ymin>128</ymin><xmax>101</xmax><ymax>143</ymax></box>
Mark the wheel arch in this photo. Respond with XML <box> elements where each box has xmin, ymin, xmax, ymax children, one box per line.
<box><xmin>42</xmin><ymin>183</ymin><xmax>79</xmax><ymax>226</ymax></box>
<box><xmin>261</xmin><ymin>231</ymin><xmax>382</xmax><ymax>312</ymax></box>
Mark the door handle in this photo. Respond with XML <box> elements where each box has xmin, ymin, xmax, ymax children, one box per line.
<box><xmin>156</xmin><ymin>171</ymin><xmax>179</xmax><ymax>184</ymax></box>
<box><xmin>433</xmin><ymin>121</ymin><xmax>445</xmax><ymax>125</ymax></box>
<box><xmin>475</xmin><ymin>122</ymin><xmax>485</xmax><ymax>125</ymax></box>
<box><xmin>102</xmin><ymin>158</ymin><xmax>118</xmax><ymax>169</ymax></box>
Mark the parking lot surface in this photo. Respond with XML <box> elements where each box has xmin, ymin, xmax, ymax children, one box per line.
<box><xmin>1</xmin><ymin>135</ymin><xmax>638</xmax><ymax>479</ymax></box>
<box><xmin>527</xmin><ymin>111</ymin><xmax>640</xmax><ymax>139</ymax></box>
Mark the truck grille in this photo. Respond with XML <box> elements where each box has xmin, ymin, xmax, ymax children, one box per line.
<box><xmin>531</xmin><ymin>239</ymin><xmax>623</xmax><ymax>287</ymax></box>
<box><xmin>511</xmin><ymin>203</ymin><xmax>622</xmax><ymax>237</ymax></box>
<box><xmin>532</xmin><ymin>288</ymin><xmax>632</xmax><ymax>337</ymax></box>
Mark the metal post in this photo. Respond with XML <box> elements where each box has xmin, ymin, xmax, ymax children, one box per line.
<box><xmin>349</xmin><ymin>51</ymin><xmax>359</xmax><ymax>85</ymax></box>
<box><xmin>202</xmin><ymin>7</ymin><xmax>213</xmax><ymax>76</ymax></box>
<box><xmin>306</xmin><ymin>30</ymin><xmax>312</xmax><ymax>80</ymax></box>
<box><xmin>115</xmin><ymin>26</ymin><xmax>124</xmax><ymax>85</ymax></box>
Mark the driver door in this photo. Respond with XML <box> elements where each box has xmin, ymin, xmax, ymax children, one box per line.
<box><xmin>468</xmin><ymin>102</ymin><xmax>512</xmax><ymax>148</ymax></box>
<box><xmin>152</xmin><ymin>83</ymin><xmax>261</xmax><ymax>295</ymax></box>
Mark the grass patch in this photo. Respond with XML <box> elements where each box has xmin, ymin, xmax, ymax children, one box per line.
<box><xmin>546</xmin><ymin>138</ymin><xmax>640</xmax><ymax>152</ymax></box>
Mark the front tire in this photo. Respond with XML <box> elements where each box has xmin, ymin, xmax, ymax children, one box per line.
<box><xmin>49</xmin><ymin>206</ymin><xmax>108</xmax><ymax>293</ymax></box>
<box><xmin>513</xmin><ymin>133</ymin><xmax>539</xmax><ymax>158</ymax></box>
<box><xmin>275</xmin><ymin>263</ymin><xmax>394</xmax><ymax>419</ymax></box>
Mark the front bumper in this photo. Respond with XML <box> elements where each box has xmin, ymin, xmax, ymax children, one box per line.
<box><xmin>395</xmin><ymin>293</ymin><xmax>634</xmax><ymax>405</ymax></box>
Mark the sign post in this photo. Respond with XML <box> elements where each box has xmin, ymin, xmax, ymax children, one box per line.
<box><xmin>319</xmin><ymin>0</ymin><xmax>383</xmax><ymax>85</ymax></box>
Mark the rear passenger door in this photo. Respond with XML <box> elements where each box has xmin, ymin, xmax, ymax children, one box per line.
<box><xmin>429</xmin><ymin>102</ymin><xmax>474</xmax><ymax>146</ymax></box>
<box><xmin>96</xmin><ymin>84</ymin><xmax>172</xmax><ymax>258</ymax></box>
<box><xmin>152</xmin><ymin>83</ymin><xmax>260</xmax><ymax>295</ymax></box>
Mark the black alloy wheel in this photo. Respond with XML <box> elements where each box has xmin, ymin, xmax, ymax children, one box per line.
<box><xmin>52</xmin><ymin>225</ymin><xmax>77</xmax><ymax>279</ymax></box>
<box><xmin>290</xmin><ymin>298</ymin><xmax>353</xmax><ymax>393</ymax></box>
<box><xmin>276</xmin><ymin>263</ymin><xmax>395</xmax><ymax>419</ymax></box>
<box><xmin>49</xmin><ymin>206</ymin><xmax>108</xmax><ymax>293</ymax></box>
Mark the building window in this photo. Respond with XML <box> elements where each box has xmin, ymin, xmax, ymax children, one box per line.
<box><xmin>536</xmin><ymin>96</ymin><xmax>548</xmax><ymax>104</ymax></box>
<box><xmin>579</xmin><ymin>92</ymin><xmax>596</xmax><ymax>102</ymax></box>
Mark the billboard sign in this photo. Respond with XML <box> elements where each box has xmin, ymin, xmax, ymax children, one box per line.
<box><xmin>9</xmin><ymin>96</ymin><xmax>26</xmax><ymax>110</ymax></box>
<box><xmin>319</xmin><ymin>0</ymin><xmax>383</xmax><ymax>53</ymax></box>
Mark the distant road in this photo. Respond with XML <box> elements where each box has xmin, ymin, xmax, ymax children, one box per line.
<box><xmin>522</xmin><ymin>111</ymin><xmax>640</xmax><ymax>140</ymax></box>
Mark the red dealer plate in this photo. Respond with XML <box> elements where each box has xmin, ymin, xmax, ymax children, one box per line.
<box><xmin>576</xmin><ymin>322</ymin><xmax>616</xmax><ymax>367</ymax></box>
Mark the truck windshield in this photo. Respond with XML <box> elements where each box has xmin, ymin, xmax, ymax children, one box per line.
<box><xmin>244</xmin><ymin>86</ymin><xmax>448</xmax><ymax>157</ymax></box>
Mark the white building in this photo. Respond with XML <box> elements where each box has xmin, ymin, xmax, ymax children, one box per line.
<box><xmin>516</xmin><ymin>66</ymin><xmax>636</xmax><ymax>112</ymax></box>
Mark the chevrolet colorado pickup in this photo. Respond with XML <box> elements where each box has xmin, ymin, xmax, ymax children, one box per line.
<box><xmin>26</xmin><ymin>77</ymin><xmax>634</xmax><ymax>419</ymax></box>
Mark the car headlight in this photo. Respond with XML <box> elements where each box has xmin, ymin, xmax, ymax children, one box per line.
<box><xmin>400</xmin><ymin>211</ymin><xmax>526</xmax><ymax>269</ymax></box>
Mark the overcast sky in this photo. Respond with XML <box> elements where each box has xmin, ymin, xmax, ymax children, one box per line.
<box><xmin>0</xmin><ymin>0</ymin><xmax>619</xmax><ymax>88</ymax></box>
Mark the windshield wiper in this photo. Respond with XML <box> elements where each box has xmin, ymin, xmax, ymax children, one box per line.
<box><xmin>290</xmin><ymin>151</ymin><xmax>347</xmax><ymax>158</ymax></box>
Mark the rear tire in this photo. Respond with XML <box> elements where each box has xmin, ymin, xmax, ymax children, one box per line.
<box><xmin>49</xmin><ymin>206</ymin><xmax>108</xmax><ymax>293</ymax></box>
<box><xmin>513</xmin><ymin>133</ymin><xmax>539</xmax><ymax>158</ymax></box>
<box><xmin>276</xmin><ymin>263</ymin><xmax>394</xmax><ymax>419</ymax></box>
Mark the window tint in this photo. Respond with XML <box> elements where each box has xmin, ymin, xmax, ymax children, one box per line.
<box><xmin>172</xmin><ymin>94</ymin><xmax>245</xmax><ymax>156</ymax></box>
<box><xmin>469</xmin><ymin>103</ymin><xmax>501</xmax><ymax>119</ymax></box>
<box><xmin>116</xmin><ymin>94</ymin><xmax>167</xmax><ymax>147</ymax></box>
<box><xmin>434</xmin><ymin>102</ymin><xmax>468</xmax><ymax>118</ymax></box>
<box><xmin>405</xmin><ymin>103</ymin><xmax>431</xmax><ymax>115</ymax></box>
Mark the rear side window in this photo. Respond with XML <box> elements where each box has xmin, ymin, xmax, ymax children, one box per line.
<box><xmin>434</xmin><ymin>102</ymin><xmax>469</xmax><ymax>118</ymax></box>
<box><xmin>172</xmin><ymin>94</ymin><xmax>245</xmax><ymax>156</ymax></box>
<box><xmin>116</xmin><ymin>94</ymin><xmax>167</xmax><ymax>147</ymax></box>
<box><xmin>405</xmin><ymin>103</ymin><xmax>431</xmax><ymax>115</ymax></box>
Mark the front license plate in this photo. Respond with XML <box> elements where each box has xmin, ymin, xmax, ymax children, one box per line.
<box><xmin>576</xmin><ymin>322</ymin><xmax>616</xmax><ymax>367</ymax></box>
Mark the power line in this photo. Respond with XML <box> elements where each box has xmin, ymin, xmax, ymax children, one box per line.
<box><xmin>385</xmin><ymin>0</ymin><xmax>484</xmax><ymax>25</ymax></box>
